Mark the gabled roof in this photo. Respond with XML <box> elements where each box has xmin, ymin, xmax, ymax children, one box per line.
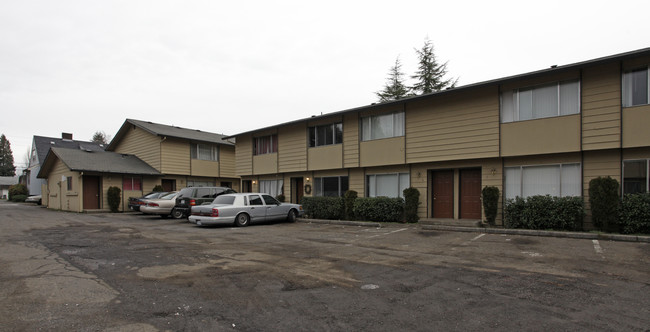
<box><xmin>0</xmin><ymin>176</ymin><xmax>19</xmax><ymax>186</ymax></box>
<box><xmin>32</xmin><ymin>136</ymin><xmax>105</xmax><ymax>165</ymax></box>
<box><xmin>225</xmin><ymin>47</ymin><xmax>650</xmax><ymax>139</ymax></box>
<box><xmin>106</xmin><ymin>119</ymin><xmax>234</xmax><ymax>151</ymax></box>
<box><xmin>37</xmin><ymin>147</ymin><xmax>162</xmax><ymax>179</ymax></box>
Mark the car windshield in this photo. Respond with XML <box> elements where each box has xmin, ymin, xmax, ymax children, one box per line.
<box><xmin>211</xmin><ymin>195</ymin><xmax>236</xmax><ymax>205</ymax></box>
<box><xmin>161</xmin><ymin>192</ymin><xmax>178</xmax><ymax>200</ymax></box>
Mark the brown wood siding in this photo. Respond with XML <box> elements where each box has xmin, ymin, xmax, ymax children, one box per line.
<box><xmin>161</xmin><ymin>138</ymin><xmax>190</xmax><ymax>175</ymax></box>
<box><xmin>501</xmin><ymin>115</ymin><xmax>581</xmax><ymax>156</ymax></box>
<box><xmin>236</xmin><ymin>135</ymin><xmax>253</xmax><ymax>176</ymax></box>
<box><xmin>219</xmin><ymin>145</ymin><xmax>237</xmax><ymax>178</ymax></box>
<box><xmin>113</xmin><ymin>126</ymin><xmax>161</xmax><ymax>170</ymax></box>
<box><xmin>582</xmin><ymin>63</ymin><xmax>621</xmax><ymax>150</ymax></box>
<box><xmin>406</xmin><ymin>87</ymin><xmax>500</xmax><ymax>163</ymax></box>
<box><xmin>623</xmin><ymin>105</ymin><xmax>650</xmax><ymax>147</ymax></box>
<box><xmin>278</xmin><ymin>123</ymin><xmax>307</xmax><ymax>172</ymax></box>
<box><xmin>343</xmin><ymin>113</ymin><xmax>359</xmax><ymax>168</ymax></box>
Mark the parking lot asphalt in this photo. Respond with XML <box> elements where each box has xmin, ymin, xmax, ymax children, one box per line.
<box><xmin>1</xmin><ymin>201</ymin><xmax>649</xmax><ymax>331</ymax></box>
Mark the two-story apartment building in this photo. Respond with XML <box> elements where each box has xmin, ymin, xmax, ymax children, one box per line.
<box><xmin>107</xmin><ymin>119</ymin><xmax>239</xmax><ymax>193</ymax></box>
<box><xmin>228</xmin><ymin>48</ymin><xmax>650</xmax><ymax>227</ymax></box>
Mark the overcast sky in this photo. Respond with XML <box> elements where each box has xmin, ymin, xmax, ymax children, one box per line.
<box><xmin>1</xmin><ymin>0</ymin><xmax>648</xmax><ymax>170</ymax></box>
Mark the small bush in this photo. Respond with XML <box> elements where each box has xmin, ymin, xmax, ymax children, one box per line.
<box><xmin>504</xmin><ymin>195</ymin><xmax>584</xmax><ymax>231</ymax></box>
<box><xmin>588</xmin><ymin>177</ymin><xmax>620</xmax><ymax>231</ymax></box>
<box><xmin>344</xmin><ymin>190</ymin><xmax>358</xmax><ymax>220</ymax></box>
<box><xmin>403</xmin><ymin>187</ymin><xmax>420</xmax><ymax>223</ymax></box>
<box><xmin>301</xmin><ymin>196</ymin><xmax>344</xmax><ymax>220</ymax></box>
<box><xmin>276</xmin><ymin>194</ymin><xmax>286</xmax><ymax>202</ymax></box>
<box><xmin>619</xmin><ymin>193</ymin><xmax>650</xmax><ymax>234</ymax></box>
<box><xmin>107</xmin><ymin>186</ymin><xmax>121</xmax><ymax>212</ymax></box>
<box><xmin>353</xmin><ymin>197</ymin><xmax>404</xmax><ymax>223</ymax></box>
<box><xmin>152</xmin><ymin>185</ymin><xmax>164</xmax><ymax>192</ymax></box>
<box><xmin>11</xmin><ymin>194</ymin><xmax>27</xmax><ymax>202</ymax></box>
<box><xmin>8</xmin><ymin>184</ymin><xmax>28</xmax><ymax>200</ymax></box>
<box><xmin>482</xmin><ymin>186</ymin><xmax>499</xmax><ymax>226</ymax></box>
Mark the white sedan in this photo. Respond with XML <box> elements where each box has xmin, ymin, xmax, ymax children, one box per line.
<box><xmin>140</xmin><ymin>192</ymin><xmax>180</xmax><ymax>218</ymax></box>
<box><xmin>188</xmin><ymin>193</ymin><xmax>303</xmax><ymax>227</ymax></box>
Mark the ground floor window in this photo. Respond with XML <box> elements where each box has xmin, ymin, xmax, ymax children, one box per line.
<box><xmin>313</xmin><ymin>176</ymin><xmax>348</xmax><ymax>197</ymax></box>
<box><xmin>367</xmin><ymin>173</ymin><xmax>409</xmax><ymax>198</ymax></box>
<box><xmin>123</xmin><ymin>177</ymin><xmax>142</xmax><ymax>191</ymax></box>
<box><xmin>505</xmin><ymin>163</ymin><xmax>581</xmax><ymax>199</ymax></box>
<box><xmin>260</xmin><ymin>179</ymin><xmax>283</xmax><ymax>196</ymax></box>
<box><xmin>623</xmin><ymin>160</ymin><xmax>649</xmax><ymax>194</ymax></box>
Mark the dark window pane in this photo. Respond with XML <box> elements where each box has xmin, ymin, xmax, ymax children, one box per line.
<box><xmin>323</xmin><ymin>177</ymin><xmax>340</xmax><ymax>197</ymax></box>
<box><xmin>249</xmin><ymin>195</ymin><xmax>263</xmax><ymax>205</ymax></box>
<box><xmin>309</xmin><ymin>127</ymin><xmax>316</xmax><ymax>147</ymax></box>
<box><xmin>624</xmin><ymin>160</ymin><xmax>647</xmax><ymax>194</ymax></box>
<box><xmin>340</xmin><ymin>176</ymin><xmax>349</xmax><ymax>193</ymax></box>
<box><xmin>632</xmin><ymin>69</ymin><xmax>648</xmax><ymax>106</ymax></box>
<box><xmin>335</xmin><ymin>123</ymin><xmax>343</xmax><ymax>144</ymax></box>
<box><xmin>262</xmin><ymin>195</ymin><xmax>279</xmax><ymax>205</ymax></box>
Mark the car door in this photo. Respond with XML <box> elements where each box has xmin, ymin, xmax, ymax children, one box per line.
<box><xmin>247</xmin><ymin>195</ymin><xmax>267</xmax><ymax>222</ymax></box>
<box><xmin>195</xmin><ymin>188</ymin><xmax>212</xmax><ymax>205</ymax></box>
<box><xmin>262</xmin><ymin>194</ymin><xmax>286</xmax><ymax>220</ymax></box>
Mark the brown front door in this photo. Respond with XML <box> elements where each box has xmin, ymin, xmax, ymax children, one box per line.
<box><xmin>292</xmin><ymin>178</ymin><xmax>304</xmax><ymax>204</ymax></box>
<box><xmin>460</xmin><ymin>169</ymin><xmax>482</xmax><ymax>219</ymax></box>
<box><xmin>83</xmin><ymin>176</ymin><xmax>100</xmax><ymax>210</ymax></box>
<box><xmin>432</xmin><ymin>170</ymin><xmax>454</xmax><ymax>218</ymax></box>
<box><xmin>162</xmin><ymin>179</ymin><xmax>176</xmax><ymax>191</ymax></box>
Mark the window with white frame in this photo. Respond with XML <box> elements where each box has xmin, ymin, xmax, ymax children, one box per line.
<box><xmin>361</xmin><ymin>112</ymin><xmax>404</xmax><ymax>141</ymax></box>
<box><xmin>505</xmin><ymin>163</ymin><xmax>581</xmax><ymax>199</ymax></box>
<box><xmin>309</xmin><ymin>123</ymin><xmax>343</xmax><ymax>147</ymax></box>
<box><xmin>623</xmin><ymin>159</ymin><xmax>649</xmax><ymax>194</ymax></box>
<box><xmin>501</xmin><ymin>80</ymin><xmax>580</xmax><ymax>123</ymax></box>
<box><xmin>367</xmin><ymin>173</ymin><xmax>410</xmax><ymax>198</ymax></box>
<box><xmin>254</xmin><ymin>135</ymin><xmax>278</xmax><ymax>155</ymax></box>
<box><xmin>313</xmin><ymin>176</ymin><xmax>348</xmax><ymax>197</ymax></box>
<box><xmin>191</xmin><ymin>143</ymin><xmax>218</xmax><ymax>161</ymax></box>
<box><xmin>623</xmin><ymin>67</ymin><xmax>649</xmax><ymax>107</ymax></box>
<box><xmin>259</xmin><ymin>179</ymin><xmax>283</xmax><ymax>196</ymax></box>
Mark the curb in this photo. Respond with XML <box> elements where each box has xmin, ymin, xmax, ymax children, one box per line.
<box><xmin>421</xmin><ymin>225</ymin><xmax>650</xmax><ymax>243</ymax></box>
<box><xmin>297</xmin><ymin>218</ymin><xmax>382</xmax><ymax>228</ymax></box>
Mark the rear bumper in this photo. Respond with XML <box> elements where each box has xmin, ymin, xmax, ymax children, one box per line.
<box><xmin>188</xmin><ymin>215</ymin><xmax>234</xmax><ymax>226</ymax></box>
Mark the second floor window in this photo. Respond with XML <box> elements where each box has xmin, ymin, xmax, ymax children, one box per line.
<box><xmin>254</xmin><ymin>135</ymin><xmax>278</xmax><ymax>155</ymax></box>
<box><xmin>309</xmin><ymin>123</ymin><xmax>343</xmax><ymax>147</ymax></box>
<box><xmin>361</xmin><ymin>112</ymin><xmax>404</xmax><ymax>141</ymax></box>
<box><xmin>501</xmin><ymin>80</ymin><xmax>580</xmax><ymax>123</ymax></box>
<box><xmin>623</xmin><ymin>67</ymin><xmax>649</xmax><ymax>107</ymax></box>
<box><xmin>191</xmin><ymin>143</ymin><xmax>218</xmax><ymax>161</ymax></box>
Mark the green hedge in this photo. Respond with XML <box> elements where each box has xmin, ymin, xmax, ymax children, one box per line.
<box><xmin>301</xmin><ymin>196</ymin><xmax>344</xmax><ymax>220</ymax></box>
<box><xmin>8</xmin><ymin>184</ymin><xmax>28</xmax><ymax>200</ymax></box>
<box><xmin>619</xmin><ymin>193</ymin><xmax>650</xmax><ymax>234</ymax></box>
<box><xmin>589</xmin><ymin>177</ymin><xmax>620</xmax><ymax>231</ymax></box>
<box><xmin>353</xmin><ymin>197</ymin><xmax>404</xmax><ymax>223</ymax></box>
<box><xmin>504</xmin><ymin>195</ymin><xmax>584</xmax><ymax>231</ymax></box>
<box><xmin>403</xmin><ymin>187</ymin><xmax>420</xmax><ymax>223</ymax></box>
<box><xmin>107</xmin><ymin>186</ymin><xmax>121</xmax><ymax>213</ymax></box>
<box><xmin>482</xmin><ymin>186</ymin><xmax>499</xmax><ymax>226</ymax></box>
<box><xmin>10</xmin><ymin>194</ymin><xmax>27</xmax><ymax>202</ymax></box>
<box><xmin>343</xmin><ymin>190</ymin><xmax>358</xmax><ymax>220</ymax></box>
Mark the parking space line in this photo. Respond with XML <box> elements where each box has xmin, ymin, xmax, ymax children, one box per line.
<box><xmin>367</xmin><ymin>228</ymin><xmax>408</xmax><ymax>239</ymax></box>
<box><xmin>471</xmin><ymin>234</ymin><xmax>485</xmax><ymax>242</ymax></box>
<box><xmin>592</xmin><ymin>240</ymin><xmax>604</xmax><ymax>254</ymax></box>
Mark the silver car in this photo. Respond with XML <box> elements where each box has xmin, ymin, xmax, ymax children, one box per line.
<box><xmin>140</xmin><ymin>192</ymin><xmax>180</xmax><ymax>218</ymax></box>
<box><xmin>188</xmin><ymin>193</ymin><xmax>303</xmax><ymax>227</ymax></box>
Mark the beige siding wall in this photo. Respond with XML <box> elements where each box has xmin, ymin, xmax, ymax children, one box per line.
<box><xmin>279</xmin><ymin>123</ymin><xmax>307</xmax><ymax>172</ymax></box>
<box><xmin>308</xmin><ymin>145</ymin><xmax>343</xmax><ymax>170</ymax></box>
<box><xmin>219</xmin><ymin>145</ymin><xmax>237</xmax><ymax>178</ymax></box>
<box><xmin>46</xmin><ymin>159</ymin><xmax>82</xmax><ymax>212</ymax></box>
<box><xmin>191</xmin><ymin>159</ymin><xmax>220</xmax><ymax>177</ymax></box>
<box><xmin>360</xmin><ymin>137</ymin><xmax>405</xmax><ymax>167</ymax></box>
<box><xmin>582</xmin><ymin>63</ymin><xmax>621</xmax><ymax>150</ymax></box>
<box><xmin>343</xmin><ymin>113</ymin><xmax>360</xmax><ymax>168</ymax></box>
<box><xmin>253</xmin><ymin>153</ymin><xmax>278</xmax><ymax>175</ymax></box>
<box><xmin>161</xmin><ymin>138</ymin><xmax>190</xmax><ymax>175</ymax></box>
<box><xmin>143</xmin><ymin>177</ymin><xmax>161</xmax><ymax>192</ymax></box>
<box><xmin>583</xmin><ymin>149</ymin><xmax>622</xmax><ymax>229</ymax></box>
<box><xmin>406</xmin><ymin>87</ymin><xmax>500</xmax><ymax>163</ymax></box>
<box><xmin>623</xmin><ymin>105</ymin><xmax>650</xmax><ymax>147</ymax></box>
<box><xmin>501</xmin><ymin>115</ymin><xmax>581</xmax><ymax>156</ymax></box>
<box><xmin>113</xmin><ymin>126</ymin><xmax>161</xmax><ymax>170</ymax></box>
<box><xmin>348</xmin><ymin>168</ymin><xmax>365</xmax><ymax>196</ymax></box>
<box><xmin>236</xmin><ymin>135</ymin><xmax>253</xmax><ymax>176</ymax></box>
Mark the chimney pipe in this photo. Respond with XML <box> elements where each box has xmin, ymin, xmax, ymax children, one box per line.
<box><xmin>62</xmin><ymin>133</ymin><xmax>73</xmax><ymax>140</ymax></box>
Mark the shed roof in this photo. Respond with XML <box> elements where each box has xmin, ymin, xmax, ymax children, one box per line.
<box><xmin>37</xmin><ymin>147</ymin><xmax>161</xmax><ymax>178</ymax></box>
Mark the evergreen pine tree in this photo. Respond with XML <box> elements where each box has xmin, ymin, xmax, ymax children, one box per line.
<box><xmin>0</xmin><ymin>134</ymin><xmax>16</xmax><ymax>176</ymax></box>
<box><xmin>376</xmin><ymin>57</ymin><xmax>410</xmax><ymax>102</ymax></box>
<box><xmin>411</xmin><ymin>39</ymin><xmax>458</xmax><ymax>95</ymax></box>
<box><xmin>92</xmin><ymin>131</ymin><xmax>109</xmax><ymax>145</ymax></box>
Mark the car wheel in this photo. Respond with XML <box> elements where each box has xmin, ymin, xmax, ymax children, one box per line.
<box><xmin>171</xmin><ymin>208</ymin><xmax>184</xmax><ymax>219</ymax></box>
<box><xmin>235</xmin><ymin>213</ymin><xmax>250</xmax><ymax>227</ymax></box>
<box><xmin>287</xmin><ymin>209</ymin><xmax>297</xmax><ymax>223</ymax></box>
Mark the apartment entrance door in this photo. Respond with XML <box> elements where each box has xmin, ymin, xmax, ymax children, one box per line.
<box><xmin>292</xmin><ymin>177</ymin><xmax>304</xmax><ymax>204</ymax></box>
<box><xmin>432</xmin><ymin>170</ymin><xmax>454</xmax><ymax>218</ymax></box>
<box><xmin>83</xmin><ymin>176</ymin><xmax>101</xmax><ymax>210</ymax></box>
<box><xmin>460</xmin><ymin>168</ymin><xmax>482</xmax><ymax>219</ymax></box>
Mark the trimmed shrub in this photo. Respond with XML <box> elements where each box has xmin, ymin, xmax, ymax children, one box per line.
<box><xmin>276</xmin><ymin>194</ymin><xmax>286</xmax><ymax>202</ymax></box>
<box><xmin>8</xmin><ymin>184</ymin><xmax>28</xmax><ymax>200</ymax></box>
<box><xmin>353</xmin><ymin>197</ymin><xmax>404</xmax><ymax>223</ymax></box>
<box><xmin>343</xmin><ymin>190</ymin><xmax>358</xmax><ymax>220</ymax></box>
<box><xmin>107</xmin><ymin>186</ymin><xmax>121</xmax><ymax>213</ymax></box>
<box><xmin>403</xmin><ymin>187</ymin><xmax>420</xmax><ymax>223</ymax></box>
<box><xmin>301</xmin><ymin>196</ymin><xmax>344</xmax><ymax>220</ymax></box>
<box><xmin>588</xmin><ymin>177</ymin><xmax>620</xmax><ymax>231</ymax></box>
<box><xmin>482</xmin><ymin>186</ymin><xmax>499</xmax><ymax>226</ymax></box>
<box><xmin>152</xmin><ymin>185</ymin><xmax>164</xmax><ymax>192</ymax></box>
<box><xmin>11</xmin><ymin>194</ymin><xmax>27</xmax><ymax>202</ymax></box>
<box><xmin>504</xmin><ymin>195</ymin><xmax>584</xmax><ymax>231</ymax></box>
<box><xmin>619</xmin><ymin>193</ymin><xmax>650</xmax><ymax>234</ymax></box>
